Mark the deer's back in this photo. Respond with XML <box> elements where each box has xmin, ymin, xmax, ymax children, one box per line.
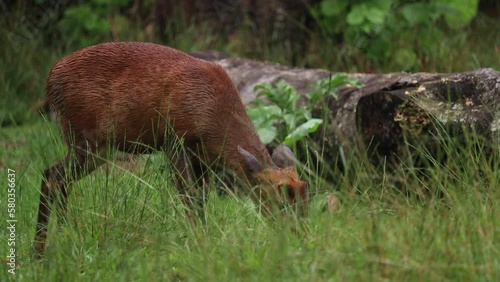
<box><xmin>46</xmin><ymin>42</ymin><xmax>245</xmax><ymax>153</ymax></box>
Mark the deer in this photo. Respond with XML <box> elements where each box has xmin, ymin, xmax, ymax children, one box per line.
<box><xmin>33</xmin><ymin>42</ymin><xmax>308</xmax><ymax>257</ymax></box>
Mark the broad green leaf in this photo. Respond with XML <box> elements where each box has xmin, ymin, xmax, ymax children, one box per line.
<box><xmin>401</xmin><ymin>3</ymin><xmax>433</xmax><ymax>26</ymax></box>
<box><xmin>436</xmin><ymin>0</ymin><xmax>478</xmax><ymax>28</ymax></box>
<box><xmin>284</xmin><ymin>119</ymin><xmax>323</xmax><ymax>146</ymax></box>
<box><xmin>257</xmin><ymin>122</ymin><xmax>278</xmax><ymax>144</ymax></box>
<box><xmin>366</xmin><ymin>7</ymin><xmax>385</xmax><ymax>25</ymax></box>
<box><xmin>246</xmin><ymin>105</ymin><xmax>282</xmax><ymax>125</ymax></box>
<box><xmin>347</xmin><ymin>4</ymin><xmax>367</xmax><ymax>26</ymax></box>
<box><xmin>283</xmin><ymin>113</ymin><xmax>298</xmax><ymax>131</ymax></box>
<box><xmin>247</xmin><ymin>106</ymin><xmax>280</xmax><ymax>144</ymax></box>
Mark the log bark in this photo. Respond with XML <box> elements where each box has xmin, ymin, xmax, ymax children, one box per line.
<box><xmin>191</xmin><ymin>51</ymin><xmax>499</xmax><ymax>169</ymax></box>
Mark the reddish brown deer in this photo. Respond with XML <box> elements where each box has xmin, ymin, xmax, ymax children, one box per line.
<box><xmin>33</xmin><ymin>42</ymin><xmax>308</xmax><ymax>257</ymax></box>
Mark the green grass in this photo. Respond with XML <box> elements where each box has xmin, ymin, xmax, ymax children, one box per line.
<box><xmin>0</xmin><ymin>6</ymin><xmax>498</xmax><ymax>281</ymax></box>
<box><xmin>0</xmin><ymin>119</ymin><xmax>498</xmax><ymax>281</ymax></box>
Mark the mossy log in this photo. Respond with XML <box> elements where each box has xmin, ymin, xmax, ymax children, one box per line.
<box><xmin>191</xmin><ymin>51</ymin><xmax>499</xmax><ymax>169</ymax></box>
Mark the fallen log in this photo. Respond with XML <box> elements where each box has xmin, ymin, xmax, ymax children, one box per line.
<box><xmin>191</xmin><ymin>51</ymin><xmax>499</xmax><ymax>171</ymax></box>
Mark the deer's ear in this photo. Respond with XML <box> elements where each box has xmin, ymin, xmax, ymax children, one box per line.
<box><xmin>238</xmin><ymin>146</ymin><xmax>264</xmax><ymax>173</ymax></box>
<box><xmin>271</xmin><ymin>144</ymin><xmax>296</xmax><ymax>168</ymax></box>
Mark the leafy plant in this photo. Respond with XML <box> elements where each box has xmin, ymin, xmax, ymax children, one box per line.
<box><xmin>314</xmin><ymin>0</ymin><xmax>479</xmax><ymax>71</ymax></box>
<box><xmin>58</xmin><ymin>0</ymin><xmax>132</xmax><ymax>48</ymax></box>
<box><xmin>247</xmin><ymin>74</ymin><xmax>363</xmax><ymax>146</ymax></box>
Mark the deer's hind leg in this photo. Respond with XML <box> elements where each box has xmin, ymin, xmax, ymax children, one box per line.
<box><xmin>33</xmin><ymin>139</ymin><xmax>103</xmax><ymax>257</ymax></box>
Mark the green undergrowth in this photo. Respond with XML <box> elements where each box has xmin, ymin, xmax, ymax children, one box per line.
<box><xmin>0</xmin><ymin>3</ymin><xmax>498</xmax><ymax>280</ymax></box>
<box><xmin>1</xmin><ymin>10</ymin><xmax>498</xmax><ymax>126</ymax></box>
<box><xmin>0</xmin><ymin>119</ymin><xmax>498</xmax><ymax>281</ymax></box>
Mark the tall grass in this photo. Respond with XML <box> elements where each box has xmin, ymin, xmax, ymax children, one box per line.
<box><xmin>0</xmin><ymin>5</ymin><xmax>498</xmax><ymax>281</ymax></box>
<box><xmin>0</xmin><ymin>115</ymin><xmax>498</xmax><ymax>281</ymax></box>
